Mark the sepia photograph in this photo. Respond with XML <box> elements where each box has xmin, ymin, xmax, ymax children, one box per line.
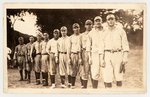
<box><xmin>3</xmin><ymin>3</ymin><xmax>146</xmax><ymax>93</ymax></box>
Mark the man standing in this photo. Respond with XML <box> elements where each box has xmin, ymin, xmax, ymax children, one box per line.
<box><xmin>86</xmin><ymin>16</ymin><xmax>105</xmax><ymax>89</ymax></box>
<box><xmin>25</xmin><ymin>36</ymin><xmax>35</xmax><ymax>83</ymax></box>
<box><xmin>13</xmin><ymin>37</ymin><xmax>27</xmax><ymax>81</ymax></box>
<box><xmin>79</xmin><ymin>20</ymin><xmax>93</xmax><ymax>89</ymax></box>
<box><xmin>30</xmin><ymin>34</ymin><xmax>42</xmax><ymax>85</ymax></box>
<box><xmin>41</xmin><ymin>33</ymin><xmax>49</xmax><ymax>86</ymax></box>
<box><xmin>46</xmin><ymin>29</ymin><xmax>59</xmax><ymax>89</ymax></box>
<box><xmin>58</xmin><ymin>26</ymin><xmax>71</xmax><ymax>88</ymax></box>
<box><xmin>102</xmin><ymin>14</ymin><xmax>129</xmax><ymax>88</ymax></box>
<box><xmin>68</xmin><ymin>23</ymin><xmax>82</xmax><ymax>89</ymax></box>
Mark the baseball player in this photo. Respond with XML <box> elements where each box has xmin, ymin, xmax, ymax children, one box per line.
<box><xmin>46</xmin><ymin>29</ymin><xmax>59</xmax><ymax>89</ymax></box>
<box><xmin>30</xmin><ymin>34</ymin><xmax>43</xmax><ymax>85</ymax></box>
<box><xmin>68</xmin><ymin>23</ymin><xmax>82</xmax><ymax>89</ymax></box>
<box><xmin>86</xmin><ymin>16</ymin><xmax>105</xmax><ymax>89</ymax></box>
<box><xmin>58</xmin><ymin>26</ymin><xmax>71</xmax><ymax>88</ymax></box>
<box><xmin>25</xmin><ymin>36</ymin><xmax>35</xmax><ymax>83</ymax></box>
<box><xmin>13</xmin><ymin>37</ymin><xmax>27</xmax><ymax>81</ymax></box>
<box><xmin>41</xmin><ymin>33</ymin><xmax>49</xmax><ymax>86</ymax></box>
<box><xmin>79</xmin><ymin>20</ymin><xmax>93</xmax><ymax>89</ymax></box>
<box><xmin>102</xmin><ymin>13</ymin><xmax>129</xmax><ymax>88</ymax></box>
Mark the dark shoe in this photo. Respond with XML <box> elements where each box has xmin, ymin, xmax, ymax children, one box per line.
<box><xmin>27</xmin><ymin>80</ymin><xmax>31</xmax><ymax>84</ymax></box>
<box><xmin>116</xmin><ymin>81</ymin><xmax>122</xmax><ymax>87</ymax></box>
<box><xmin>43</xmin><ymin>81</ymin><xmax>48</xmax><ymax>86</ymax></box>
<box><xmin>104</xmin><ymin>82</ymin><xmax>112</xmax><ymax>88</ymax></box>
<box><xmin>35</xmin><ymin>80</ymin><xmax>40</xmax><ymax>85</ymax></box>
<box><xmin>93</xmin><ymin>80</ymin><xmax>98</xmax><ymax>89</ymax></box>
<box><xmin>19</xmin><ymin>78</ymin><xmax>23</xmax><ymax>81</ymax></box>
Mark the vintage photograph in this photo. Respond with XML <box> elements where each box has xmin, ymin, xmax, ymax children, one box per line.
<box><xmin>3</xmin><ymin>3</ymin><xmax>146</xmax><ymax>93</ymax></box>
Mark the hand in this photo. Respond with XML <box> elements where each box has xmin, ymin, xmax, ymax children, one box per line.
<box><xmin>100</xmin><ymin>60</ymin><xmax>105</xmax><ymax>68</ymax></box>
<box><xmin>68</xmin><ymin>59</ymin><xmax>71</xmax><ymax>65</ymax></box>
<box><xmin>55</xmin><ymin>57</ymin><xmax>58</xmax><ymax>64</ymax></box>
<box><xmin>89</xmin><ymin>57</ymin><xmax>92</xmax><ymax>65</ymax></box>
<box><xmin>31</xmin><ymin>58</ymin><xmax>33</xmax><ymax>63</ymax></box>
<box><xmin>122</xmin><ymin>57</ymin><xmax>128</xmax><ymax>65</ymax></box>
<box><xmin>78</xmin><ymin>59</ymin><xmax>82</xmax><ymax>65</ymax></box>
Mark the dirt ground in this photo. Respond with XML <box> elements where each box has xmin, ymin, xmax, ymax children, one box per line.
<box><xmin>7</xmin><ymin>48</ymin><xmax>144</xmax><ymax>89</ymax></box>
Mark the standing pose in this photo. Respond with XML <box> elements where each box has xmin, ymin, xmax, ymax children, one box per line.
<box><xmin>86</xmin><ymin>16</ymin><xmax>105</xmax><ymax>89</ymax></box>
<box><xmin>79</xmin><ymin>20</ymin><xmax>93</xmax><ymax>89</ymax></box>
<box><xmin>46</xmin><ymin>29</ymin><xmax>59</xmax><ymax>89</ymax></box>
<box><xmin>102</xmin><ymin>13</ymin><xmax>129</xmax><ymax>88</ymax></box>
<box><xmin>30</xmin><ymin>34</ymin><xmax>43</xmax><ymax>85</ymax></box>
<box><xmin>58</xmin><ymin>26</ymin><xmax>71</xmax><ymax>88</ymax></box>
<box><xmin>25</xmin><ymin>36</ymin><xmax>35</xmax><ymax>83</ymax></box>
<box><xmin>68</xmin><ymin>23</ymin><xmax>82</xmax><ymax>89</ymax></box>
<box><xmin>13</xmin><ymin>37</ymin><xmax>27</xmax><ymax>81</ymax></box>
<box><xmin>41</xmin><ymin>33</ymin><xmax>49</xmax><ymax>86</ymax></box>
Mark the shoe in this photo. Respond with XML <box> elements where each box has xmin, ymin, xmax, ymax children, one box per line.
<box><xmin>71</xmin><ymin>86</ymin><xmax>75</xmax><ymax>89</ymax></box>
<box><xmin>43</xmin><ymin>81</ymin><xmax>48</xmax><ymax>86</ymax></box>
<box><xmin>35</xmin><ymin>80</ymin><xmax>40</xmax><ymax>85</ymax></box>
<box><xmin>27</xmin><ymin>80</ymin><xmax>31</xmax><ymax>84</ymax></box>
<box><xmin>81</xmin><ymin>85</ymin><xmax>84</xmax><ymax>89</ymax></box>
<box><xmin>61</xmin><ymin>84</ymin><xmax>67</xmax><ymax>88</ymax></box>
<box><xmin>68</xmin><ymin>83</ymin><xmax>71</xmax><ymax>88</ymax></box>
<box><xmin>50</xmin><ymin>84</ymin><xmax>56</xmax><ymax>89</ymax></box>
<box><xmin>19</xmin><ymin>78</ymin><xmax>23</xmax><ymax>81</ymax></box>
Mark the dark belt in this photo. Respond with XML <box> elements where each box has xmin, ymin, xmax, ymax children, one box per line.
<box><xmin>71</xmin><ymin>52</ymin><xmax>78</xmax><ymax>54</ymax></box>
<box><xmin>59</xmin><ymin>52</ymin><xmax>67</xmax><ymax>54</ymax></box>
<box><xmin>42</xmin><ymin>53</ymin><xmax>49</xmax><ymax>55</ymax></box>
<box><xmin>105</xmin><ymin>49</ymin><xmax>122</xmax><ymax>53</ymax></box>
<box><xmin>50</xmin><ymin>52</ymin><xmax>55</xmax><ymax>54</ymax></box>
<box><xmin>36</xmin><ymin>53</ymin><xmax>41</xmax><ymax>55</ymax></box>
<box><xmin>18</xmin><ymin>55</ymin><xmax>25</xmax><ymax>57</ymax></box>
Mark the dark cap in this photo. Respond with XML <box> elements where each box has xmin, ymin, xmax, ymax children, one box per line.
<box><xmin>72</xmin><ymin>23</ymin><xmax>80</xmax><ymax>28</ymax></box>
<box><xmin>18</xmin><ymin>37</ymin><xmax>24</xmax><ymax>41</ymax></box>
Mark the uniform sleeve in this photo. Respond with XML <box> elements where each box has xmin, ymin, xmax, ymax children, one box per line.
<box><xmin>98</xmin><ymin>33</ymin><xmax>104</xmax><ymax>54</ymax></box>
<box><xmin>121</xmin><ymin>29</ymin><xmax>129</xmax><ymax>52</ymax></box>
<box><xmin>78</xmin><ymin>35</ymin><xmax>82</xmax><ymax>52</ymax></box>
<box><xmin>86</xmin><ymin>33</ymin><xmax>92</xmax><ymax>52</ymax></box>
<box><xmin>30</xmin><ymin>43</ymin><xmax>35</xmax><ymax>58</ymax></box>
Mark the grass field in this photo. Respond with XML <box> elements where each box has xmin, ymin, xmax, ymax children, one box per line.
<box><xmin>7</xmin><ymin>48</ymin><xmax>144</xmax><ymax>90</ymax></box>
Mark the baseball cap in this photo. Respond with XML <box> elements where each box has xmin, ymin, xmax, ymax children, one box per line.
<box><xmin>43</xmin><ymin>33</ymin><xmax>49</xmax><ymax>36</ymax></box>
<box><xmin>106</xmin><ymin>14</ymin><xmax>115</xmax><ymax>20</ymax></box>
<box><xmin>18</xmin><ymin>37</ymin><xmax>24</xmax><ymax>41</ymax></box>
<box><xmin>85</xmin><ymin>20</ymin><xmax>93</xmax><ymax>25</ymax></box>
<box><xmin>60</xmin><ymin>26</ymin><xmax>67</xmax><ymax>31</ymax></box>
<box><xmin>94</xmin><ymin>16</ymin><xmax>102</xmax><ymax>21</ymax></box>
<box><xmin>53</xmin><ymin>29</ymin><xmax>60</xmax><ymax>33</ymax></box>
<box><xmin>72</xmin><ymin>23</ymin><xmax>80</xmax><ymax>28</ymax></box>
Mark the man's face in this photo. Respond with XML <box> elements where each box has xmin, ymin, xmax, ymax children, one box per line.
<box><xmin>36</xmin><ymin>35</ymin><xmax>42</xmax><ymax>42</ymax></box>
<box><xmin>73</xmin><ymin>26</ymin><xmax>80</xmax><ymax>34</ymax></box>
<box><xmin>43</xmin><ymin>34</ymin><xmax>49</xmax><ymax>40</ymax></box>
<box><xmin>53</xmin><ymin>32</ymin><xmax>59</xmax><ymax>39</ymax></box>
<box><xmin>94</xmin><ymin>19</ymin><xmax>102</xmax><ymax>28</ymax></box>
<box><xmin>85</xmin><ymin>23</ymin><xmax>93</xmax><ymax>31</ymax></box>
<box><xmin>29</xmin><ymin>37</ymin><xmax>34</xmax><ymax>43</ymax></box>
<box><xmin>107</xmin><ymin>17</ymin><xmax>116</xmax><ymax>27</ymax></box>
<box><xmin>61</xmin><ymin>29</ymin><xmax>67</xmax><ymax>37</ymax></box>
<box><xmin>18</xmin><ymin>39</ymin><xmax>24</xmax><ymax>45</ymax></box>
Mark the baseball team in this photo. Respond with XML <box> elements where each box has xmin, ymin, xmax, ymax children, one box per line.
<box><xmin>13</xmin><ymin>13</ymin><xmax>129</xmax><ymax>89</ymax></box>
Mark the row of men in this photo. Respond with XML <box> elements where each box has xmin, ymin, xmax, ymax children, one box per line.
<box><xmin>13</xmin><ymin>13</ymin><xmax>129</xmax><ymax>89</ymax></box>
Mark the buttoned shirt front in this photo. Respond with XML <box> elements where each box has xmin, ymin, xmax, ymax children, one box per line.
<box><xmin>26</xmin><ymin>43</ymin><xmax>33</xmax><ymax>55</ymax></box>
<box><xmin>80</xmin><ymin>31</ymin><xmax>89</xmax><ymax>49</ymax></box>
<box><xmin>69</xmin><ymin>34</ymin><xmax>81</xmax><ymax>53</ymax></box>
<box><xmin>46</xmin><ymin>38</ymin><xmax>58</xmax><ymax>56</ymax></box>
<box><xmin>103</xmin><ymin>26</ymin><xmax>129</xmax><ymax>52</ymax></box>
<box><xmin>41</xmin><ymin>40</ymin><xmax>49</xmax><ymax>54</ymax></box>
<box><xmin>14</xmin><ymin>44</ymin><xmax>26</xmax><ymax>59</ymax></box>
<box><xmin>58</xmin><ymin>36</ymin><xmax>70</xmax><ymax>53</ymax></box>
<box><xmin>86</xmin><ymin>28</ymin><xmax>104</xmax><ymax>54</ymax></box>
